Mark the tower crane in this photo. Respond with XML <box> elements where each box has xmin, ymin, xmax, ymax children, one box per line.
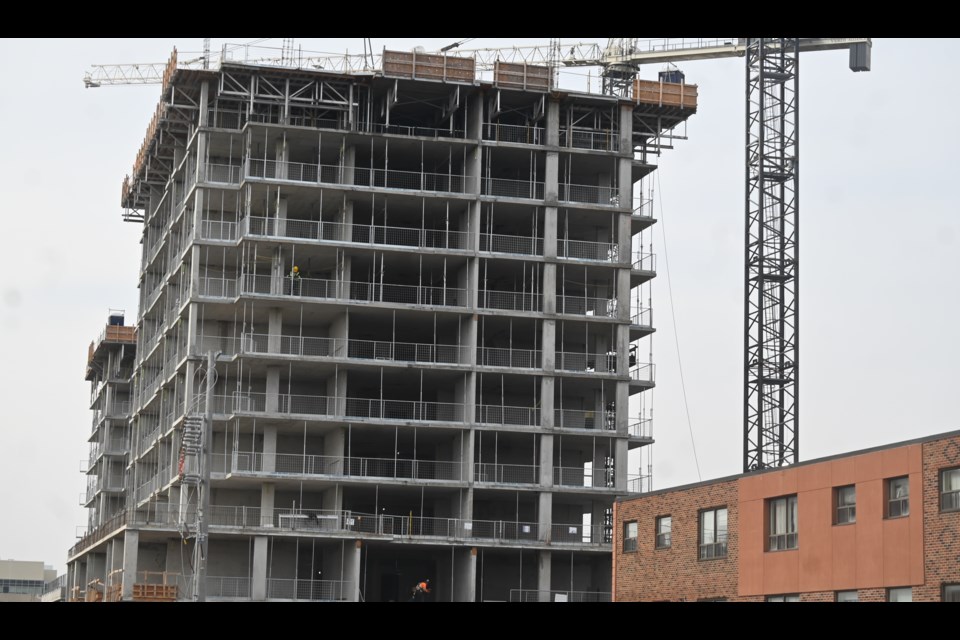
<box><xmin>84</xmin><ymin>37</ymin><xmax>871</xmax><ymax>474</ymax></box>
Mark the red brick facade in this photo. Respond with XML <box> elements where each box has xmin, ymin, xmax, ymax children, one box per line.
<box><xmin>614</xmin><ymin>431</ymin><xmax>960</xmax><ymax>602</ymax></box>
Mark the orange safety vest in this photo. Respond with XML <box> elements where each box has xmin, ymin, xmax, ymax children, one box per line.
<box><xmin>418</xmin><ymin>581</ymin><xmax>429</xmax><ymax>592</ymax></box>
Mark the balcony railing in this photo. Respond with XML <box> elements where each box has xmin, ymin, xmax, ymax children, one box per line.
<box><xmin>244</xmin><ymin>215</ymin><xmax>471</xmax><ymax>251</ymax></box>
<box><xmin>213</xmin><ymin>451</ymin><xmax>463</xmax><ymax>482</ymax></box>
<box><xmin>558</xmin><ymin>183</ymin><xmax>619</xmax><ymax>206</ymax></box>
<box><xmin>554</xmin><ymin>466</ymin><xmax>612</xmax><ymax>489</ymax></box>
<box><xmin>239</xmin><ymin>332</ymin><xmax>470</xmax><ymax>366</ymax></box>
<box><xmin>267</xmin><ymin>578</ymin><xmax>349</xmax><ymax>601</ymax></box>
<box><xmin>557</xmin><ymin>295</ymin><xmax>617</xmax><ymax>318</ymax></box>
<box><xmin>206</xmin><ymin>576</ymin><xmax>251</xmax><ymax>599</ymax></box>
<box><xmin>628</xmin><ymin>419</ymin><xmax>653</xmax><ymax>440</ymax></box>
<box><xmin>476</xmin><ymin>404</ymin><xmax>540</xmax><ymax>427</ymax></box>
<box><xmin>557</xmin><ymin>239</ymin><xmax>619</xmax><ymax>262</ymax></box>
<box><xmin>479</xmin><ymin>232</ymin><xmax>544</xmax><ymax>256</ymax></box>
<box><xmin>556</xmin><ymin>351</ymin><xmax>617</xmax><ymax>374</ymax></box>
<box><xmin>209</xmin><ymin>392</ymin><xmax>465</xmax><ymax>424</ymax></box>
<box><xmin>631</xmin><ymin>306</ymin><xmax>653</xmax><ymax>326</ymax></box>
<box><xmin>475</xmin><ymin>462</ymin><xmax>539</xmax><ymax>485</ymax></box>
<box><xmin>629</xmin><ymin>363</ymin><xmax>656</xmax><ymax>383</ymax></box>
<box><xmin>483</xmin><ymin>123</ymin><xmax>544</xmax><ymax>146</ymax></box>
<box><xmin>558</xmin><ymin>128</ymin><xmax>619</xmax><ymax>152</ymax></box>
<box><xmin>510</xmin><ymin>589</ymin><xmax>611</xmax><ymax>603</ymax></box>
<box><xmin>248</xmin><ymin>158</ymin><xmax>473</xmax><ymax>195</ymax></box>
<box><xmin>481</xmin><ymin>177</ymin><xmax>545</xmax><ymax>200</ymax></box>
<box><xmin>477</xmin><ymin>346</ymin><xmax>540</xmax><ymax>369</ymax></box>
<box><xmin>632</xmin><ymin>252</ymin><xmax>656</xmax><ymax>272</ymax></box>
<box><xmin>479</xmin><ymin>290</ymin><xmax>542</xmax><ymax>312</ymax></box>
<box><xmin>205</xmin><ymin>163</ymin><xmax>242</xmax><ymax>184</ymax></box>
<box><xmin>554</xmin><ymin>409</ymin><xmax>613</xmax><ymax>431</ymax></box>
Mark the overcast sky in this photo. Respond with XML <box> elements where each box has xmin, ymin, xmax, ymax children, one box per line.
<box><xmin>0</xmin><ymin>38</ymin><xmax>956</xmax><ymax>573</ymax></box>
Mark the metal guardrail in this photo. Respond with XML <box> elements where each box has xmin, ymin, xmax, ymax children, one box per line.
<box><xmin>556</xmin><ymin>351</ymin><xmax>617</xmax><ymax>374</ymax></box>
<box><xmin>476</xmin><ymin>404</ymin><xmax>540</xmax><ymax>427</ymax></box>
<box><xmin>557</xmin><ymin>238</ymin><xmax>619</xmax><ymax>262</ymax></box>
<box><xmin>240</xmin><ymin>332</ymin><xmax>470</xmax><ymax>365</ymax></box>
<box><xmin>629</xmin><ymin>363</ymin><xmax>656</xmax><ymax>383</ymax></box>
<box><xmin>554</xmin><ymin>408</ymin><xmax>614</xmax><ymax>431</ymax></box>
<box><xmin>632</xmin><ymin>252</ymin><xmax>656</xmax><ymax>272</ymax></box>
<box><xmin>248</xmin><ymin>158</ymin><xmax>473</xmax><ymax>195</ymax></box>
<box><xmin>559</xmin><ymin>183</ymin><xmax>619</xmax><ymax>206</ymax></box>
<box><xmin>206</xmin><ymin>576</ymin><xmax>251</xmax><ymax>599</ymax></box>
<box><xmin>479</xmin><ymin>289</ymin><xmax>543</xmax><ymax>312</ymax></box>
<box><xmin>475</xmin><ymin>462</ymin><xmax>539</xmax><ymax>485</ymax></box>
<box><xmin>509</xmin><ymin>589</ymin><xmax>611</xmax><ymax>603</ymax></box>
<box><xmin>627</xmin><ymin>474</ymin><xmax>652</xmax><ymax>493</ymax></box>
<box><xmin>557</xmin><ymin>295</ymin><xmax>617</xmax><ymax>317</ymax></box>
<box><xmin>558</xmin><ymin>128</ymin><xmax>619</xmax><ymax>152</ymax></box>
<box><xmin>213</xmin><ymin>452</ymin><xmax>463</xmax><ymax>482</ymax></box>
<box><xmin>205</xmin><ymin>163</ymin><xmax>242</xmax><ymax>184</ymax></box>
<box><xmin>554</xmin><ymin>466</ymin><xmax>612</xmax><ymax>488</ymax></box>
<box><xmin>483</xmin><ymin>123</ymin><xmax>544</xmax><ymax>145</ymax></box>
<box><xmin>477</xmin><ymin>346</ymin><xmax>540</xmax><ymax>369</ymax></box>
<box><xmin>244</xmin><ymin>215</ymin><xmax>471</xmax><ymax>250</ymax></box>
<box><xmin>628</xmin><ymin>419</ymin><xmax>653</xmax><ymax>439</ymax></box>
<box><xmin>199</xmin><ymin>219</ymin><xmax>239</xmax><ymax>241</ymax></box>
<box><xmin>267</xmin><ymin>578</ymin><xmax>348</xmax><ymax>601</ymax></box>
<box><xmin>631</xmin><ymin>306</ymin><xmax>653</xmax><ymax>326</ymax></box>
<box><xmin>479</xmin><ymin>232</ymin><xmax>544</xmax><ymax>256</ymax></box>
<box><xmin>210</xmin><ymin>392</ymin><xmax>465</xmax><ymax>423</ymax></box>
<box><xmin>482</xmin><ymin>177</ymin><xmax>545</xmax><ymax>200</ymax></box>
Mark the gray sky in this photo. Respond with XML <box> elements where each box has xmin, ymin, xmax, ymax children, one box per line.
<box><xmin>0</xmin><ymin>38</ymin><xmax>956</xmax><ymax>573</ymax></box>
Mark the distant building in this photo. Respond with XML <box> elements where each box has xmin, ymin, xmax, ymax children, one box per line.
<box><xmin>614</xmin><ymin>429</ymin><xmax>960</xmax><ymax>602</ymax></box>
<box><xmin>0</xmin><ymin>560</ymin><xmax>59</xmax><ymax>603</ymax></box>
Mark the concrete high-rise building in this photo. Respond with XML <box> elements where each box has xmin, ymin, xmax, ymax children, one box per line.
<box><xmin>67</xmin><ymin>46</ymin><xmax>696</xmax><ymax>601</ymax></box>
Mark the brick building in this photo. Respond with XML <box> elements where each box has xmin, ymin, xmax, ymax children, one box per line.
<box><xmin>613</xmin><ymin>429</ymin><xmax>960</xmax><ymax>602</ymax></box>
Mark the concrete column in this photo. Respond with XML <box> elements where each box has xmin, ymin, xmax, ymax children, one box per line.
<box><xmin>274</xmin><ymin>136</ymin><xmax>288</xmax><ymax>180</ymax></box>
<box><xmin>262</xmin><ymin>425</ymin><xmax>278</xmax><ymax>472</ymax></box>
<box><xmin>616</xmin><ymin>381</ymin><xmax>629</xmax><ymax>434</ymax></box>
<box><xmin>457</xmin><ymin>426</ymin><xmax>476</xmax><ymax>485</ymax></box>
<box><xmin>538</xmin><ymin>550</ymin><xmax>552</xmax><ymax>602</ymax></box>
<box><xmin>120</xmin><ymin>529</ymin><xmax>138</xmax><ymax>601</ymax></box>
<box><xmin>615</xmin><ymin>437</ymin><xmax>629</xmax><ymax>491</ymax></box>
<box><xmin>540</xmin><ymin>376</ymin><xmax>555</xmax><ymax>433</ymax></box>
<box><xmin>252</xmin><ymin>535</ymin><xmax>268</xmax><ymax>601</ymax></box>
<box><xmin>617</xmin><ymin>266</ymin><xmax>631</xmax><ymax>323</ymax></box>
<box><xmin>538</xmin><ymin>491</ymin><xmax>553</xmax><ymax>543</ymax></box>
<box><xmin>323</xmin><ymin>428</ymin><xmax>345</xmax><ymax>513</ymax></box>
<box><xmin>265</xmin><ymin>366</ymin><xmax>280</xmax><ymax>413</ymax></box>
<box><xmin>326</xmin><ymin>370</ymin><xmax>347</xmax><ymax>416</ymax></box>
<box><xmin>453</xmin><ymin>547</ymin><xmax>477</xmax><ymax>602</ymax></box>
<box><xmin>619</xmin><ymin>104</ymin><xmax>633</xmax><ymax>156</ymax></box>
<box><xmin>189</xmin><ymin>245</ymin><xmax>201</xmax><ymax>300</ymax></box>
<box><xmin>544</xmin><ymin>206</ymin><xmax>558</xmax><ymax>259</ymax></box>
<box><xmin>271</xmin><ymin>245</ymin><xmax>284</xmax><ymax>296</ymax></box>
<box><xmin>617</xmin><ymin>209</ymin><xmax>632</xmax><ymax>267</ymax></box>
<box><xmin>542</xmin><ymin>319</ymin><xmax>556</xmax><ymax>373</ymax></box>
<box><xmin>343</xmin><ymin>540</ymin><xmax>362</xmax><ymax>602</ymax></box>
<box><xmin>276</xmin><ymin>196</ymin><xmax>288</xmax><ymax>239</ymax></box>
<box><xmin>267</xmin><ymin>308</ymin><xmax>283</xmax><ymax>353</ymax></box>
<box><xmin>618</xmin><ymin>155</ymin><xmax>632</xmax><ymax>212</ymax></box>
<box><xmin>261</xmin><ymin>483</ymin><xmax>275</xmax><ymax>523</ymax></box>
<box><xmin>543</xmin><ymin>263</ymin><xmax>557</xmax><ymax>315</ymax></box>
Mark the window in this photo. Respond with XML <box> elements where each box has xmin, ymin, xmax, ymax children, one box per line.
<box><xmin>768</xmin><ymin>495</ymin><xmax>798</xmax><ymax>551</ymax></box>
<box><xmin>836</xmin><ymin>590</ymin><xmax>858</xmax><ymax>602</ymax></box>
<box><xmin>887</xmin><ymin>587</ymin><xmax>912</xmax><ymax>602</ymax></box>
<box><xmin>835</xmin><ymin>485</ymin><xmax>856</xmax><ymax>524</ymax></box>
<box><xmin>699</xmin><ymin>507</ymin><xmax>728</xmax><ymax>560</ymax></box>
<box><xmin>766</xmin><ymin>594</ymin><xmax>800</xmax><ymax>602</ymax></box>
<box><xmin>887</xmin><ymin>477</ymin><xmax>909</xmax><ymax>518</ymax></box>
<box><xmin>943</xmin><ymin>584</ymin><xmax>960</xmax><ymax>602</ymax></box>
<box><xmin>655</xmin><ymin>515</ymin><xmax>672</xmax><ymax>549</ymax></box>
<box><xmin>623</xmin><ymin>521</ymin><xmax>638</xmax><ymax>552</ymax></box>
<box><xmin>941</xmin><ymin>468</ymin><xmax>960</xmax><ymax>512</ymax></box>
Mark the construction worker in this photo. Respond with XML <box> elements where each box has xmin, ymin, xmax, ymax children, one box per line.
<box><xmin>289</xmin><ymin>265</ymin><xmax>301</xmax><ymax>295</ymax></box>
<box><xmin>410</xmin><ymin>578</ymin><xmax>430</xmax><ymax>602</ymax></box>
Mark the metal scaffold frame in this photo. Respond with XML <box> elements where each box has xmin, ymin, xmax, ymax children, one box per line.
<box><xmin>743</xmin><ymin>38</ymin><xmax>798</xmax><ymax>472</ymax></box>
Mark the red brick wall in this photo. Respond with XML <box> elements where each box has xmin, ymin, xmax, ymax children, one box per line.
<box><xmin>615</xmin><ymin>480</ymin><xmax>738</xmax><ymax>601</ymax></box>
<box><xmin>917</xmin><ymin>436</ymin><xmax>960</xmax><ymax>602</ymax></box>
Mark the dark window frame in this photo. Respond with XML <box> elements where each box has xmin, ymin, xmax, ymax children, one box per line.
<box><xmin>886</xmin><ymin>476</ymin><xmax>910</xmax><ymax>519</ymax></box>
<box><xmin>698</xmin><ymin>506</ymin><xmax>728</xmax><ymax>560</ymax></box>
<box><xmin>623</xmin><ymin>520</ymin><xmax>638</xmax><ymax>553</ymax></box>
<box><xmin>940</xmin><ymin>467</ymin><xmax>960</xmax><ymax>513</ymax></box>
<box><xmin>767</xmin><ymin>494</ymin><xmax>799</xmax><ymax>551</ymax></box>
<box><xmin>655</xmin><ymin>515</ymin><xmax>672</xmax><ymax>550</ymax></box>
<box><xmin>834</xmin><ymin>485</ymin><xmax>856</xmax><ymax>525</ymax></box>
<box><xmin>943</xmin><ymin>583</ymin><xmax>960</xmax><ymax>602</ymax></box>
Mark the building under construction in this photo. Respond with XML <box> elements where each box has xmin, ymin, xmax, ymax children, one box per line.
<box><xmin>67</xmin><ymin>44</ymin><xmax>696</xmax><ymax>601</ymax></box>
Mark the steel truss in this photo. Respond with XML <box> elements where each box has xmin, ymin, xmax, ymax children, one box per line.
<box><xmin>744</xmin><ymin>39</ymin><xmax>798</xmax><ymax>471</ymax></box>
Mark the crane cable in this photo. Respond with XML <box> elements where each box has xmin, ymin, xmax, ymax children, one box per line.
<box><xmin>655</xmin><ymin>168</ymin><xmax>702</xmax><ymax>482</ymax></box>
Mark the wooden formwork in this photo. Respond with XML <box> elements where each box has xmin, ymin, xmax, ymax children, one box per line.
<box><xmin>382</xmin><ymin>50</ymin><xmax>475</xmax><ymax>83</ymax></box>
<box><xmin>494</xmin><ymin>61</ymin><xmax>551</xmax><ymax>92</ymax></box>
<box><xmin>132</xmin><ymin>584</ymin><xmax>178</xmax><ymax>602</ymax></box>
<box><xmin>633</xmin><ymin>79</ymin><xmax>698</xmax><ymax>109</ymax></box>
